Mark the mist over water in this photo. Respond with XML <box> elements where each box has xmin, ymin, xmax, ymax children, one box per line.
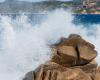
<box><xmin>0</xmin><ymin>10</ymin><xmax>100</xmax><ymax>80</ymax></box>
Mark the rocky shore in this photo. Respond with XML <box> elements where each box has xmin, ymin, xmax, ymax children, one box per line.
<box><xmin>23</xmin><ymin>34</ymin><xmax>100</xmax><ymax>80</ymax></box>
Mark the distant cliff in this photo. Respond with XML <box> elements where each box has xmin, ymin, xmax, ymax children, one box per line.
<box><xmin>0</xmin><ymin>0</ymin><xmax>73</xmax><ymax>14</ymax></box>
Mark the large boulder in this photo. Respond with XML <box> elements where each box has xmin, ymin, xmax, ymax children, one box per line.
<box><xmin>23</xmin><ymin>34</ymin><xmax>99</xmax><ymax>80</ymax></box>
<box><xmin>52</xmin><ymin>34</ymin><xmax>97</xmax><ymax>66</ymax></box>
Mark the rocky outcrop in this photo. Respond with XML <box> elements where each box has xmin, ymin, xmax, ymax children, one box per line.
<box><xmin>52</xmin><ymin>34</ymin><xmax>97</xmax><ymax>66</ymax></box>
<box><xmin>23</xmin><ymin>34</ymin><xmax>100</xmax><ymax>80</ymax></box>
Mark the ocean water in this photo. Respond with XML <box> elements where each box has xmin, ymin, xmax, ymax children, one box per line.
<box><xmin>0</xmin><ymin>10</ymin><xmax>100</xmax><ymax>80</ymax></box>
<box><xmin>74</xmin><ymin>14</ymin><xmax>100</xmax><ymax>25</ymax></box>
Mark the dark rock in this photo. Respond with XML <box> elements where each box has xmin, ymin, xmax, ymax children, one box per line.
<box><xmin>23</xmin><ymin>71</ymin><xmax>34</xmax><ymax>80</ymax></box>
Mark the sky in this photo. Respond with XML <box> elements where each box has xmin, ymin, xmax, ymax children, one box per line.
<box><xmin>0</xmin><ymin>0</ymin><xmax>72</xmax><ymax>2</ymax></box>
<box><xmin>0</xmin><ymin>0</ymin><xmax>4</xmax><ymax>2</ymax></box>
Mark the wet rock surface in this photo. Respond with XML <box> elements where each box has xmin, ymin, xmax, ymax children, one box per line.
<box><xmin>23</xmin><ymin>34</ymin><xmax>100</xmax><ymax>80</ymax></box>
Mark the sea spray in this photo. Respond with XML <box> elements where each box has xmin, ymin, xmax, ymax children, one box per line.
<box><xmin>0</xmin><ymin>10</ymin><xmax>100</xmax><ymax>80</ymax></box>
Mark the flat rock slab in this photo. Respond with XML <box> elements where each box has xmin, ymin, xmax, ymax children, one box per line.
<box><xmin>57</xmin><ymin>46</ymin><xmax>77</xmax><ymax>66</ymax></box>
<box><xmin>78</xmin><ymin>45</ymin><xmax>97</xmax><ymax>65</ymax></box>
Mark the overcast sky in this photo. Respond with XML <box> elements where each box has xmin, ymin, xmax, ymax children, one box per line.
<box><xmin>0</xmin><ymin>0</ymin><xmax>72</xmax><ymax>2</ymax></box>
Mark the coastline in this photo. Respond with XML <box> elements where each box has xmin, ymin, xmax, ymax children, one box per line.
<box><xmin>72</xmin><ymin>12</ymin><xmax>100</xmax><ymax>15</ymax></box>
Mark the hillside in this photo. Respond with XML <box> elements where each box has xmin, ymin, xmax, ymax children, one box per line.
<box><xmin>0</xmin><ymin>0</ymin><xmax>73</xmax><ymax>14</ymax></box>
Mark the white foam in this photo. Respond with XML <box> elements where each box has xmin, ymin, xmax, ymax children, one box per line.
<box><xmin>0</xmin><ymin>10</ymin><xmax>100</xmax><ymax>80</ymax></box>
